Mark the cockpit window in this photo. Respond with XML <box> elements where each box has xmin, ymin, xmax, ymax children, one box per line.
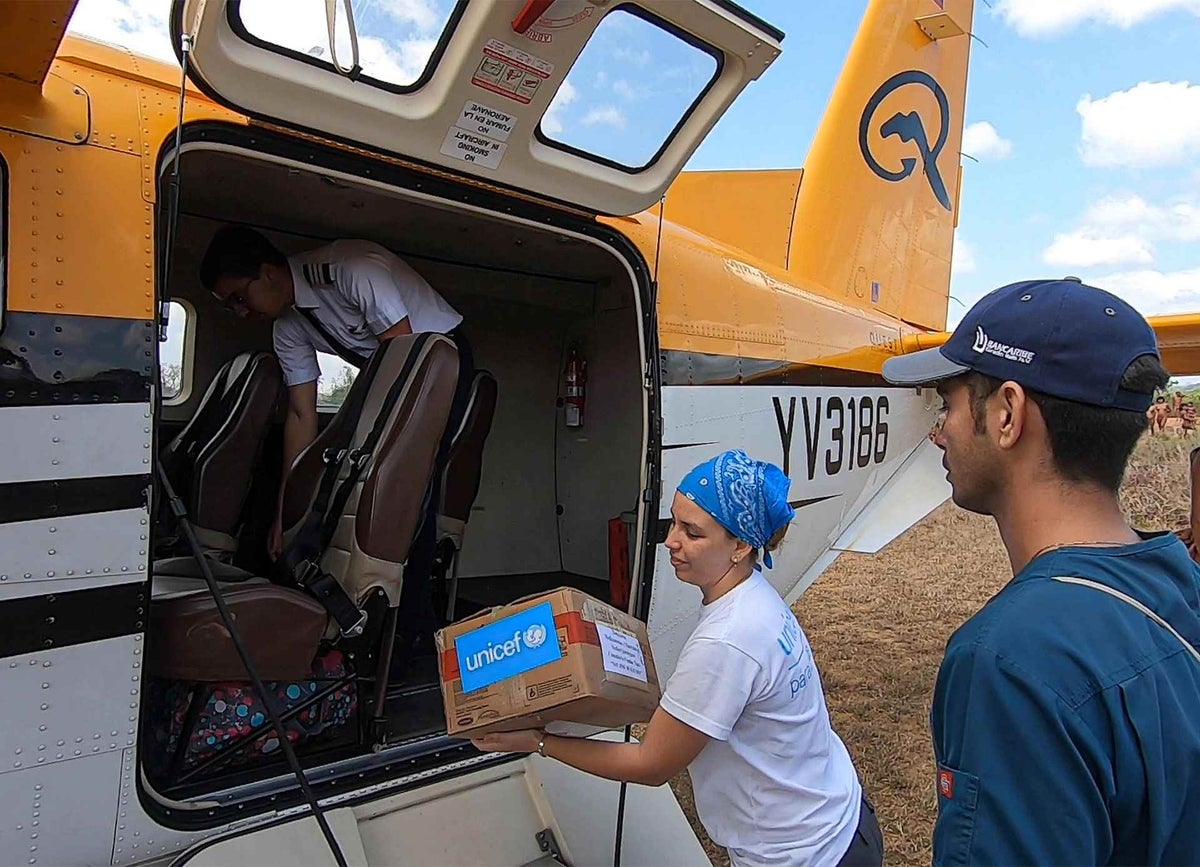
<box><xmin>233</xmin><ymin>0</ymin><xmax>460</xmax><ymax>92</ymax></box>
<box><xmin>536</xmin><ymin>6</ymin><xmax>721</xmax><ymax>171</ymax></box>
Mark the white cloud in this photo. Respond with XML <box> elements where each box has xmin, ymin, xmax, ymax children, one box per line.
<box><xmin>1078</xmin><ymin>82</ymin><xmax>1200</xmax><ymax>168</ymax></box>
<box><xmin>1083</xmin><ymin>193</ymin><xmax>1200</xmax><ymax>242</ymax></box>
<box><xmin>582</xmin><ymin>106</ymin><xmax>627</xmax><ymax>129</ymax></box>
<box><xmin>1043</xmin><ymin>191</ymin><xmax>1200</xmax><ymax>267</ymax></box>
<box><xmin>359</xmin><ymin>36</ymin><xmax>437</xmax><ymax>83</ymax></box>
<box><xmin>613</xmin><ymin>47</ymin><xmax>651</xmax><ymax>67</ymax></box>
<box><xmin>67</xmin><ymin>0</ymin><xmax>175</xmax><ymax>64</ymax></box>
<box><xmin>613</xmin><ymin>80</ymin><xmax>639</xmax><ymax>101</ymax></box>
<box><xmin>996</xmin><ymin>0</ymin><xmax>1200</xmax><ymax>37</ymax></box>
<box><xmin>961</xmin><ymin>122</ymin><xmax>1013</xmax><ymax>160</ymax></box>
<box><xmin>1090</xmin><ymin>267</ymin><xmax>1200</xmax><ymax>316</ymax></box>
<box><xmin>952</xmin><ymin>234</ymin><xmax>977</xmax><ymax>277</ymax></box>
<box><xmin>542</xmin><ymin>79</ymin><xmax>577</xmax><ymax>136</ymax></box>
<box><xmin>1044</xmin><ymin>232</ymin><xmax>1156</xmax><ymax>267</ymax></box>
<box><xmin>379</xmin><ymin>0</ymin><xmax>441</xmax><ymax>33</ymax></box>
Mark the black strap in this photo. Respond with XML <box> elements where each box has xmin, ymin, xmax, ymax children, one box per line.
<box><xmin>297</xmin><ymin>307</ymin><xmax>369</xmax><ymax>369</ymax></box>
<box><xmin>283</xmin><ymin>334</ymin><xmax>434</xmax><ymax>631</ymax></box>
<box><xmin>292</xmin><ymin>560</ymin><xmax>368</xmax><ymax>636</ymax></box>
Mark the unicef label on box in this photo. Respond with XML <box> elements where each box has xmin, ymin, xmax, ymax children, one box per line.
<box><xmin>456</xmin><ymin>602</ymin><xmax>562</xmax><ymax>693</ymax></box>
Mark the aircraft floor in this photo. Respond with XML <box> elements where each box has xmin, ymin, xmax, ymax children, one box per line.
<box><xmin>454</xmin><ymin>571</ymin><xmax>610</xmax><ymax>610</ymax></box>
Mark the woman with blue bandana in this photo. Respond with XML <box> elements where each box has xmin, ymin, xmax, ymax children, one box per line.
<box><xmin>473</xmin><ymin>450</ymin><xmax>881</xmax><ymax>866</ymax></box>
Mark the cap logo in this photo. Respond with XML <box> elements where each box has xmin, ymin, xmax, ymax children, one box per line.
<box><xmin>972</xmin><ymin>326</ymin><xmax>1035</xmax><ymax>365</ymax></box>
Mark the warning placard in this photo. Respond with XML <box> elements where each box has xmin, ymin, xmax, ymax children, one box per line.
<box><xmin>471</xmin><ymin>38</ymin><xmax>553</xmax><ymax>105</ymax></box>
<box><xmin>439</xmin><ymin>127</ymin><xmax>506</xmax><ymax>170</ymax></box>
<box><xmin>456</xmin><ymin>100</ymin><xmax>516</xmax><ymax>142</ymax></box>
<box><xmin>484</xmin><ymin>38</ymin><xmax>553</xmax><ymax>77</ymax></box>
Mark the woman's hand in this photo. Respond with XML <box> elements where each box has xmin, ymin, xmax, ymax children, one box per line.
<box><xmin>470</xmin><ymin>729</ymin><xmax>543</xmax><ymax>754</ymax></box>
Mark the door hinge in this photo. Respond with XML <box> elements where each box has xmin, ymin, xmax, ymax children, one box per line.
<box><xmin>536</xmin><ymin>828</ymin><xmax>569</xmax><ymax>865</ymax></box>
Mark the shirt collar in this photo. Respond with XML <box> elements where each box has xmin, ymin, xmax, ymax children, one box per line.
<box><xmin>288</xmin><ymin>256</ymin><xmax>319</xmax><ymax>310</ymax></box>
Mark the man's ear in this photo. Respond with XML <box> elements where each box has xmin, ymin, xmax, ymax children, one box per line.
<box><xmin>994</xmin><ymin>381</ymin><xmax>1029</xmax><ymax>451</ymax></box>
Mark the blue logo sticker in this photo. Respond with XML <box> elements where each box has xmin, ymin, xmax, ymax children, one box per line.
<box><xmin>456</xmin><ymin>601</ymin><xmax>562</xmax><ymax>693</ymax></box>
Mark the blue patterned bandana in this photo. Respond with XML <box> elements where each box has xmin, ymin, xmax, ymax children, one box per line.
<box><xmin>677</xmin><ymin>450</ymin><xmax>796</xmax><ymax>570</ymax></box>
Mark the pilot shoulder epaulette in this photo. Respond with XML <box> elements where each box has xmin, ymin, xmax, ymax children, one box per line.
<box><xmin>301</xmin><ymin>262</ymin><xmax>338</xmax><ymax>286</ymax></box>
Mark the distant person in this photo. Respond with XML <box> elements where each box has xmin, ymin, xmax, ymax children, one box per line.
<box><xmin>1149</xmin><ymin>395</ymin><xmax>1169</xmax><ymax>434</ymax></box>
<box><xmin>1174</xmin><ymin>390</ymin><xmax>1185</xmax><ymax>417</ymax></box>
<box><xmin>1183</xmin><ymin>401</ymin><xmax>1197</xmax><ymax>437</ymax></box>
<box><xmin>472</xmin><ymin>450</ymin><xmax>883</xmax><ymax>867</ymax></box>
<box><xmin>1178</xmin><ymin>445</ymin><xmax>1200</xmax><ymax>564</ymax></box>
<box><xmin>883</xmin><ymin>278</ymin><xmax>1200</xmax><ymax>866</ymax></box>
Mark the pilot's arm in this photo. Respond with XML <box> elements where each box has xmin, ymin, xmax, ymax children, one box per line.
<box><xmin>269</xmin><ymin>320</ymin><xmax>323</xmax><ymax>561</ymax></box>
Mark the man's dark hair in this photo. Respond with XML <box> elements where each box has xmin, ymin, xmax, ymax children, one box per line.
<box><xmin>199</xmin><ymin>225</ymin><xmax>287</xmax><ymax>291</ymax></box>
<box><xmin>965</xmin><ymin>354</ymin><xmax>1170</xmax><ymax>492</ymax></box>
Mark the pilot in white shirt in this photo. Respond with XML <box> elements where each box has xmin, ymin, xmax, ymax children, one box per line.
<box><xmin>199</xmin><ymin>225</ymin><xmax>471</xmax><ymax>566</ymax></box>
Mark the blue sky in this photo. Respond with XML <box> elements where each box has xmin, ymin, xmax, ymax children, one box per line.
<box><xmin>69</xmin><ymin>0</ymin><xmax>1200</xmax><ymax>362</ymax></box>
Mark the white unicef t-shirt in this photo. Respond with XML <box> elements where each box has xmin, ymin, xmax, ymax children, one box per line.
<box><xmin>660</xmin><ymin>572</ymin><xmax>861</xmax><ymax>866</ymax></box>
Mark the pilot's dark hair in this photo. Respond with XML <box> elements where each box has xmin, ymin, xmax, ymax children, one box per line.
<box><xmin>965</xmin><ymin>354</ymin><xmax>1170</xmax><ymax>493</ymax></box>
<box><xmin>199</xmin><ymin>225</ymin><xmax>287</xmax><ymax>291</ymax></box>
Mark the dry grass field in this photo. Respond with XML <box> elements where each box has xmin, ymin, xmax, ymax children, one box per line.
<box><xmin>668</xmin><ymin>434</ymin><xmax>1196</xmax><ymax>866</ymax></box>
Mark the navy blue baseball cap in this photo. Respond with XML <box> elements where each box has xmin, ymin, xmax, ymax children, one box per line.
<box><xmin>882</xmin><ymin>278</ymin><xmax>1161</xmax><ymax>411</ymax></box>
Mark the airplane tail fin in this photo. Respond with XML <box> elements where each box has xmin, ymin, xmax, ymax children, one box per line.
<box><xmin>787</xmin><ymin>0</ymin><xmax>975</xmax><ymax>331</ymax></box>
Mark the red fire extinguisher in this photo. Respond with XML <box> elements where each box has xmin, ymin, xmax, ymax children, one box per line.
<box><xmin>564</xmin><ymin>344</ymin><xmax>586</xmax><ymax>428</ymax></box>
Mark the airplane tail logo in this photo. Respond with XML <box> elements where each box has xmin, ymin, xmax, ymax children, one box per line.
<box><xmin>859</xmin><ymin>70</ymin><xmax>953</xmax><ymax>211</ymax></box>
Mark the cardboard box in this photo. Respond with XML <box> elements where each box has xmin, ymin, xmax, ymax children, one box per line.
<box><xmin>436</xmin><ymin>587</ymin><xmax>661</xmax><ymax>737</ymax></box>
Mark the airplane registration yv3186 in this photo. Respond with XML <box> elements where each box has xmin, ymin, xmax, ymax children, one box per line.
<box><xmin>1</xmin><ymin>0</ymin><xmax>1194</xmax><ymax>864</ymax></box>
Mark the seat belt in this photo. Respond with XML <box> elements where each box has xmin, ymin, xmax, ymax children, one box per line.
<box><xmin>297</xmin><ymin>307</ymin><xmax>369</xmax><ymax>369</ymax></box>
<box><xmin>1050</xmin><ymin>576</ymin><xmax>1200</xmax><ymax>663</ymax></box>
<box><xmin>284</xmin><ymin>334</ymin><xmax>433</xmax><ymax>635</ymax></box>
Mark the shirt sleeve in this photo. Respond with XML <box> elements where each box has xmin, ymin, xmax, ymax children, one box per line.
<box><xmin>660</xmin><ymin>637</ymin><xmax>761</xmax><ymax>741</ymax></box>
<box><xmin>338</xmin><ymin>255</ymin><xmax>410</xmax><ymax>335</ymax></box>
<box><xmin>931</xmin><ymin>643</ymin><xmax>1111</xmax><ymax>867</ymax></box>
<box><xmin>273</xmin><ymin>317</ymin><xmax>320</xmax><ymax>387</ymax></box>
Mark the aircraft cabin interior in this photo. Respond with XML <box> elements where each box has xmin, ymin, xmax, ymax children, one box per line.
<box><xmin>144</xmin><ymin>143</ymin><xmax>651</xmax><ymax>800</ymax></box>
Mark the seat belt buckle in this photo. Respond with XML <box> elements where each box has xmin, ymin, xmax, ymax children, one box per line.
<box><xmin>343</xmin><ymin>608</ymin><xmax>369</xmax><ymax>639</ymax></box>
<box><xmin>322</xmin><ymin>447</ymin><xmax>347</xmax><ymax>466</ymax></box>
<box><xmin>294</xmin><ymin>558</ymin><xmax>322</xmax><ymax>588</ymax></box>
<box><xmin>346</xmin><ymin>448</ymin><xmax>371</xmax><ymax>470</ymax></box>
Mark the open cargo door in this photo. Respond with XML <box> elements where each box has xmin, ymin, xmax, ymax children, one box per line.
<box><xmin>173</xmin><ymin>0</ymin><xmax>782</xmax><ymax>215</ymax></box>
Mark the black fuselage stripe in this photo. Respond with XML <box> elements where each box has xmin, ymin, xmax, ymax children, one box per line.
<box><xmin>659</xmin><ymin>350</ymin><xmax>907</xmax><ymax>388</ymax></box>
<box><xmin>0</xmin><ymin>474</ymin><xmax>149</xmax><ymax>524</ymax></box>
<box><xmin>0</xmin><ymin>311</ymin><xmax>154</xmax><ymax>407</ymax></box>
<box><xmin>0</xmin><ymin>581</ymin><xmax>147</xmax><ymax>659</ymax></box>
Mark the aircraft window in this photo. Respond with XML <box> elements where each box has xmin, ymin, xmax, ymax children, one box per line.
<box><xmin>160</xmin><ymin>300</ymin><xmax>190</xmax><ymax>404</ymax></box>
<box><xmin>317</xmin><ymin>352</ymin><xmax>358</xmax><ymax>410</ymax></box>
<box><xmin>537</xmin><ymin>6</ymin><xmax>720</xmax><ymax>171</ymax></box>
<box><xmin>233</xmin><ymin>0</ymin><xmax>458</xmax><ymax>91</ymax></box>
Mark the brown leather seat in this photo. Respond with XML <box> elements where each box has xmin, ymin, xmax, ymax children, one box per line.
<box><xmin>435</xmin><ymin>371</ymin><xmax>498</xmax><ymax>620</ymax></box>
<box><xmin>148</xmin><ymin>335</ymin><xmax>459</xmax><ymax>686</ymax></box>
<box><xmin>158</xmin><ymin>351</ymin><xmax>284</xmax><ymax>557</ymax></box>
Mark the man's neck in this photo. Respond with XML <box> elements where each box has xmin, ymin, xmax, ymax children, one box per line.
<box><xmin>992</xmin><ymin>479</ymin><xmax>1140</xmax><ymax>576</ymax></box>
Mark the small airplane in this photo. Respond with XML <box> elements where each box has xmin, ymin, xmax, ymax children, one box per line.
<box><xmin>2</xmin><ymin>0</ymin><xmax>1197</xmax><ymax>864</ymax></box>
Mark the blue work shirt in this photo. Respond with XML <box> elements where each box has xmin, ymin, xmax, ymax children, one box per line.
<box><xmin>931</xmin><ymin>533</ymin><xmax>1200</xmax><ymax>866</ymax></box>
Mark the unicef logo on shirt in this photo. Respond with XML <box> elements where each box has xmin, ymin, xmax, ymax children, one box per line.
<box><xmin>524</xmin><ymin>623</ymin><xmax>548</xmax><ymax>649</ymax></box>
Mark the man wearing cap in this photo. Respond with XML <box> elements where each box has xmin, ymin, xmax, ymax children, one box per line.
<box><xmin>883</xmin><ymin>278</ymin><xmax>1200</xmax><ymax>865</ymax></box>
